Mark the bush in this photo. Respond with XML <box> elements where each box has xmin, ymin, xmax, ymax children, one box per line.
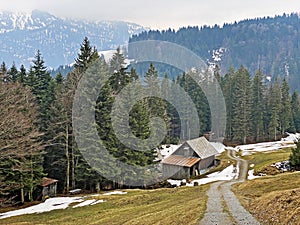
<box><xmin>290</xmin><ymin>142</ymin><xmax>300</xmax><ymax>170</ymax></box>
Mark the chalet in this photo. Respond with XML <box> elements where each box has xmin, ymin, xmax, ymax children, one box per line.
<box><xmin>162</xmin><ymin>137</ymin><xmax>219</xmax><ymax>179</ymax></box>
<box><xmin>41</xmin><ymin>177</ymin><xmax>58</xmax><ymax>199</ymax></box>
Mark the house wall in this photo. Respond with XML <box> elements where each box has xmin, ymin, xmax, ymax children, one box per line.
<box><xmin>42</xmin><ymin>183</ymin><xmax>57</xmax><ymax>199</ymax></box>
<box><xmin>162</xmin><ymin>164</ymin><xmax>190</xmax><ymax>180</ymax></box>
<box><xmin>198</xmin><ymin>155</ymin><xmax>215</xmax><ymax>170</ymax></box>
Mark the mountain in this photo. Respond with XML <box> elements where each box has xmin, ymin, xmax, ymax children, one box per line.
<box><xmin>0</xmin><ymin>10</ymin><xmax>146</xmax><ymax>69</ymax></box>
<box><xmin>130</xmin><ymin>13</ymin><xmax>300</xmax><ymax>92</ymax></box>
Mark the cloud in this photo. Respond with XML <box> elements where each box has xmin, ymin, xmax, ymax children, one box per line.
<box><xmin>1</xmin><ymin>0</ymin><xmax>300</xmax><ymax>29</ymax></box>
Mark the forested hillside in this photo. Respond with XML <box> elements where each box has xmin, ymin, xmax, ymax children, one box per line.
<box><xmin>130</xmin><ymin>13</ymin><xmax>300</xmax><ymax>92</ymax></box>
<box><xmin>1</xmin><ymin>34</ymin><xmax>300</xmax><ymax>204</ymax></box>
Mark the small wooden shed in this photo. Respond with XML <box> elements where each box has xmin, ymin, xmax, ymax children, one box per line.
<box><xmin>41</xmin><ymin>177</ymin><xmax>58</xmax><ymax>199</ymax></box>
<box><xmin>162</xmin><ymin>137</ymin><xmax>219</xmax><ymax>179</ymax></box>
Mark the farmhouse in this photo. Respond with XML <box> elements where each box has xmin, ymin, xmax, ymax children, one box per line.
<box><xmin>162</xmin><ymin>137</ymin><xmax>219</xmax><ymax>179</ymax></box>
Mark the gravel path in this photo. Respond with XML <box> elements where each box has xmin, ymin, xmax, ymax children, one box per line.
<box><xmin>199</xmin><ymin>150</ymin><xmax>260</xmax><ymax>225</ymax></box>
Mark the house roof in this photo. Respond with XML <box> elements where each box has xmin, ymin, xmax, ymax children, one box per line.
<box><xmin>186</xmin><ymin>137</ymin><xmax>219</xmax><ymax>159</ymax></box>
<box><xmin>42</xmin><ymin>177</ymin><xmax>58</xmax><ymax>187</ymax></box>
<box><xmin>162</xmin><ymin>155</ymin><xmax>200</xmax><ymax>167</ymax></box>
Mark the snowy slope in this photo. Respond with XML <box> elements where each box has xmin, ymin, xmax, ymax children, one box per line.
<box><xmin>0</xmin><ymin>10</ymin><xmax>146</xmax><ymax>69</ymax></box>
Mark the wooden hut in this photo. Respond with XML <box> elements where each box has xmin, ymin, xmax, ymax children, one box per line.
<box><xmin>162</xmin><ymin>137</ymin><xmax>219</xmax><ymax>179</ymax></box>
<box><xmin>41</xmin><ymin>177</ymin><xmax>58</xmax><ymax>199</ymax></box>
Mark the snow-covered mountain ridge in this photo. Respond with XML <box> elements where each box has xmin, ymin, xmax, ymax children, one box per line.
<box><xmin>0</xmin><ymin>10</ymin><xmax>146</xmax><ymax>68</ymax></box>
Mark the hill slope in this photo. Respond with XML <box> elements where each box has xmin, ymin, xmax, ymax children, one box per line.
<box><xmin>0</xmin><ymin>10</ymin><xmax>146</xmax><ymax>69</ymax></box>
<box><xmin>130</xmin><ymin>13</ymin><xmax>300</xmax><ymax>91</ymax></box>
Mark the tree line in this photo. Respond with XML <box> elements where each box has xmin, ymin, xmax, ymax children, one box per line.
<box><xmin>1</xmin><ymin>37</ymin><xmax>300</xmax><ymax>203</ymax></box>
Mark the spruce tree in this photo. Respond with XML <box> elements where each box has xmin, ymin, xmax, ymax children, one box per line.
<box><xmin>291</xmin><ymin>91</ymin><xmax>300</xmax><ymax>132</ymax></box>
<box><xmin>18</xmin><ymin>65</ymin><xmax>27</xmax><ymax>84</ymax></box>
<box><xmin>267</xmin><ymin>79</ymin><xmax>281</xmax><ymax>140</ymax></box>
<box><xmin>280</xmin><ymin>78</ymin><xmax>293</xmax><ymax>133</ymax></box>
<box><xmin>232</xmin><ymin>66</ymin><xmax>252</xmax><ymax>144</ymax></box>
<box><xmin>29</xmin><ymin>50</ymin><xmax>54</xmax><ymax>132</ymax></box>
<box><xmin>222</xmin><ymin>66</ymin><xmax>235</xmax><ymax>141</ymax></box>
<box><xmin>7</xmin><ymin>62</ymin><xmax>18</xmax><ymax>82</ymax></box>
<box><xmin>74</xmin><ymin>37</ymin><xmax>99</xmax><ymax>73</ymax></box>
<box><xmin>290</xmin><ymin>141</ymin><xmax>300</xmax><ymax>170</ymax></box>
<box><xmin>251</xmin><ymin>70</ymin><xmax>265</xmax><ymax>141</ymax></box>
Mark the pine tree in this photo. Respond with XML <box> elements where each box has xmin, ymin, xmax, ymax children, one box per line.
<box><xmin>232</xmin><ymin>66</ymin><xmax>252</xmax><ymax>144</ymax></box>
<box><xmin>17</xmin><ymin>65</ymin><xmax>27</xmax><ymax>84</ymax></box>
<box><xmin>251</xmin><ymin>70</ymin><xmax>265</xmax><ymax>141</ymax></box>
<box><xmin>280</xmin><ymin>78</ymin><xmax>293</xmax><ymax>133</ymax></box>
<box><xmin>290</xmin><ymin>141</ymin><xmax>300</xmax><ymax>170</ymax></box>
<box><xmin>7</xmin><ymin>62</ymin><xmax>18</xmax><ymax>82</ymax></box>
<box><xmin>74</xmin><ymin>37</ymin><xmax>99</xmax><ymax>73</ymax></box>
<box><xmin>267</xmin><ymin>79</ymin><xmax>281</xmax><ymax>140</ymax></box>
<box><xmin>29</xmin><ymin>50</ymin><xmax>54</xmax><ymax>132</ymax></box>
<box><xmin>291</xmin><ymin>91</ymin><xmax>300</xmax><ymax>132</ymax></box>
<box><xmin>0</xmin><ymin>62</ymin><xmax>7</xmax><ymax>82</ymax></box>
<box><xmin>222</xmin><ymin>66</ymin><xmax>235</xmax><ymax>141</ymax></box>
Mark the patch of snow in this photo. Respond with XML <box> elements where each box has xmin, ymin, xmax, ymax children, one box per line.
<box><xmin>281</xmin><ymin>132</ymin><xmax>300</xmax><ymax>142</ymax></box>
<box><xmin>102</xmin><ymin>191</ymin><xmax>127</xmax><ymax>196</ymax></box>
<box><xmin>91</xmin><ymin>200</ymin><xmax>106</xmax><ymax>205</ymax></box>
<box><xmin>0</xmin><ymin>197</ymin><xmax>83</xmax><ymax>219</ymax></box>
<box><xmin>72</xmin><ymin>200</ymin><xmax>96</xmax><ymax>208</ymax></box>
<box><xmin>248</xmin><ymin>169</ymin><xmax>260</xmax><ymax>180</ymax></box>
<box><xmin>234</xmin><ymin>140</ymin><xmax>296</xmax><ymax>156</ymax></box>
<box><xmin>90</xmin><ymin>194</ymin><xmax>101</xmax><ymax>197</ymax></box>
<box><xmin>159</xmin><ymin>144</ymin><xmax>180</xmax><ymax>159</ymax></box>
<box><xmin>168</xmin><ymin>165</ymin><xmax>237</xmax><ymax>187</ymax></box>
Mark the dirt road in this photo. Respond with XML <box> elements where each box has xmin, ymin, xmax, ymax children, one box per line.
<box><xmin>199</xmin><ymin>150</ymin><xmax>260</xmax><ymax>225</ymax></box>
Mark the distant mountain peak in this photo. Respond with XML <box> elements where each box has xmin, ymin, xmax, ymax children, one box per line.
<box><xmin>0</xmin><ymin>10</ymin><xmax>146</xmax><ymax>69</ymax></box>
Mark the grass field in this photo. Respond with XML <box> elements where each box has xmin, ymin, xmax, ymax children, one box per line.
<box><xmin>0</xmin><ymin>186</ymin><xmax>209</xmax><ymax>225</ymax></box>
<box><xmin>233</xmin><ymin>172</ymin><xmax>300</xmax><ymax>225</ymax></box>
<box><xmin>242</xmin><ymin>148</ymin><xmax>292</xmax><ymax>174</ymax></box>
<box><xmin>233</xmin><ymin>149</ymin><xmax>300</xmax><ymax>225</ymax></box>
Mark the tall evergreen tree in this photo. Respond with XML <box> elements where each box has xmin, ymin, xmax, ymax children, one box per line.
<box><xmin>222</xmin><ymin>66</ymin><xmax>235</xmax><ymax>141</ymax></box>
<box><xmin>74</xmin><ymin>37</ymin><xmax>99</xmax><ymax>73</ymax></box>
<box><xmin>29</xmin><ymin>50</ymin><xmax>54</xmax><ymax>132</ymax></box>
<box><xmin>17</xmin><ymin>65</ymin><xmax>27</xmax><ymax>84</ymax></box>
<box><xmin>291</xmin><ymin>91</ymin><xmax>300</xmax><ymax>132</ymax></box>
<box><xmin>7</xmin><ymin>62</ymin><xmax>18</xmax><ymax>83</ymax></box>
<box><xmin>232</xmin><ymin>66</ymin><xmax>252</xmax><ymax>144</ymax></box>
<box><xmin>266</xmin><ymin>79</ymin><xmax>282</xmax><ymax>140</ymax></box>
<box><xmin>280</xmin><ymin>78</ymin><xmax>293</xmax><ymax>133</ymax></box>
<box><xmin>251</xmin><ymin>70</ymin><xmax>265</xmax><ymax>141</ymax></box>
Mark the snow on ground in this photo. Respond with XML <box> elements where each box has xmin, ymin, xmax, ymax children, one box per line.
<box><xmin>91</xmin><ymin>199</ymin><xmax>106</xmax><ymax>205</ymax></box>
<box><xmin>72</xmin><ymin>199</ymin><xmax>96</xmax><ymax>208</ymax></box>
<box><xmin>159</xmin><ymin>144</ymin><xmax>180</xmax><ymax>159</ymax></box>
<box><xmin>102</xmin><ymin>191</ymin><xmax>127</xmax><ymax>196</ymax></box>
<box><xmin>168</xmin><ymin>165</ymin><xmax>237</xmax><ymax>187</ymax></box>
<box><xmin>248</xmin><ymin>169</ymin><xmax>260</xmax><ymax>180</ymax></box>
<box><xmin>234</xmin><ymin>140</ymin><xmax>296</xmax><ymax>156</ymax></box>
<box><xmin>281</xmin><ymin>133</ymin><xmax>300</xmax><ymax>142</ymax></box>
<box><xmin>0</xmin><ymin>197</ymin><xmax>83</xmax><ymax>219</ymax></box>
<box><xmin>0</xmin><ymin>190</ymin><xmax>127</xmax><ymax>220</ymax></box>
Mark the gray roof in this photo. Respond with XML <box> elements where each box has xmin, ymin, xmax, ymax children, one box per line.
<box><xmin>186</xmin><ymin>137</ymin><xmax>219</xmax><ymax>159</ymax></box>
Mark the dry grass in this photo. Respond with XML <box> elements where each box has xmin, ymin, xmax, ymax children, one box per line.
<box><xmin>1</xmin><ymin>186</ymin><xmax>209</xmax><ymax>225</ymax></box>
<box><xmin>242</xmin><ymin>149</ymin><xmax>292</xmax><ymax>174</ymax></box>
<box><xmin>233</xmin><ymin>172</ymin><xmax>300</xmax><ymax>225</ymax></box>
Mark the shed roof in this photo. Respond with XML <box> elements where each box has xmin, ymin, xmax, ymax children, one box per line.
<box><xmin>186</xmin><ymin>137</ymin><xmax>219</xmax><ymax>159</ymax></box>
<box><xmin>162</xmin><ymin>155</ymin><xmax>200</xmax><ymax>167</ymax></box>
<box><xmin>42</xmin><ymin>177</ymin><xmax>58</xmax><ymax>187</ymax></box>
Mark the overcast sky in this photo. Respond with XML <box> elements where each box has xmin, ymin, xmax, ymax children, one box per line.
<box><xmin>1</xmin><ymin>0</ymin><xmax>300</xmax><ymax>29</ymax></box>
